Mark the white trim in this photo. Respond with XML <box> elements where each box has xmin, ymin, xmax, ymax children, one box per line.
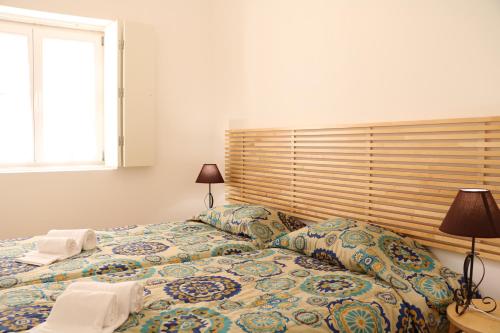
<box><xmin>0</xmin><ymin>5</ymin><xmax>113</xmax><ymax>32</ymax></box>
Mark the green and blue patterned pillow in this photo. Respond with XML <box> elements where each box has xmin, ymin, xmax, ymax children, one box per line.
<box><xmin>197</xmin><ymin>204</ymin><xmax>305</xmax><ymax>246</ymax></box>
<box><xmin>272</xmin><ymin>218</ymin><xmax>462</xmax><ymax>314</ymax></box>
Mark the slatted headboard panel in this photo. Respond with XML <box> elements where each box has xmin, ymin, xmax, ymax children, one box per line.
<box><xmin>225</xmin><ymin>116</ymin><xmax>500</xmax><ymax>261</ymax></box>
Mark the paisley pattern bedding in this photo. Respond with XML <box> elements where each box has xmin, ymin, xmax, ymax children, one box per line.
<box><xmin>0</xmin><ymin>220</ymin><xmax>258</xmax><ymax>289</ymax></box>
<box><xmin>0</xmin><ymin>248</ymin><xmax>454</xmax><ymax>333</ymax></box>
<box><xmin>197</xmin><ymin>204</ymin><xmax>306</xmax><ymax>246</ymax></box>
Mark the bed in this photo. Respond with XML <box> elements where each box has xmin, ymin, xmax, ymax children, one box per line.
<box><xmin>0</xmin><ymin>215</ymin><xmax>461</xmax><ymax>333</ymax></box>
<box><xmin>0</xmin><ymin>220</ymin><xmax>259</xmax><ymax>290</ymax></box>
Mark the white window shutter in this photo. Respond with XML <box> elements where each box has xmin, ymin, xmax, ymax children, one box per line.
<box><xmin>121</xmin><ymin>21</ymin><xmax>156</xmax><ymax>167</ymax></box>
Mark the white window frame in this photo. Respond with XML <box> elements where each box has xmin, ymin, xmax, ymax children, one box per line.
<box><xmin>0</xmin><ymin>6</ymin><xmax>119</xmax><ymax>173</ymax></box>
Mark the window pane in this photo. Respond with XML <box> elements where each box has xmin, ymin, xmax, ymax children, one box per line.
<box><xmin>41</xmin><ymin>37</ymin><xmax>100</xmax><ymax>163</ymax></box>
<box><xmin>0</xmin><ymin>31</ymin><xmax>33</xmax><ymax>164</ymax></box>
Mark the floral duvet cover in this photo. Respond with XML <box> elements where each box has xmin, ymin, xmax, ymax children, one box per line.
<box><xmin>0</xmin><ymin>248</ymin><xmax>455</xmax><ymax>333</ymax></box>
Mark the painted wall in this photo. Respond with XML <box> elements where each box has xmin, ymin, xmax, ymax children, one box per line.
<box><xmin>0</xmin><ymin>0</ymin><xmax>220</xmax><ymax>236</ymax></box>
<box><xmin>209</xmin><ymin>0</ymin><xmax>500</xmax><ymax>297</ymax></box>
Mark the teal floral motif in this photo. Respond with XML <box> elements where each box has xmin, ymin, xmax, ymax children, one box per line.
<box><xmin>0</xmin><ymin>247</ymin><xmax>28</xmax><ymax>259</ymax></box>
<box><xmin>379</xmin><ymin>236</ymin><xmax>434</xmax><ymax>273</ymax></box>
<box><xmin>365</xmin><ymin>223</ymin><xmax>386</xmax><ymax>234</ymax></box>
<box><xmin>306</xmin><ymin>296</ymin><xmax>329</xmax><ymax>306</ymax></box>
<box><xmin>0</xmin><ymin>260</ymin><xmax>36</xmax><ymax>277</ymax></box>
<box><xmin>376</xmin><ymin>291</ymin><xmax>398</xmax><ymax>305</ymax></box>
<box><xmin>251</xmin><ymin>292</ymin><xmax>299</xmax><ymax>310</ymax></box>
<box><xmin>217</xmin><ymin>300</ymin><xmax>243</xmax><ymax>312</ymax></box>
<box><xmin>116</xmin><ymin>312</ymin><xmax>144</xmax><ymax>332</ymax></box>
<box><xmin>0</xmin><ymin>289</ymin><xmax>45</xmax><ymax>307</ymax></box>
<box><xmin>326</xmin><ymin>298</ymin><xmax>391</xmax><ymax>333</ymax></box>
<box><xmin>255</xmin><ymin>277</ymin><xmax>296</xmax><ymax>292</ymax></box>
<box><xmin>0</xmin><ymin>277</ymin><xmax>18</xmax><ymax>289</ymax></box>
<box><xmin>292</xmin><ymin>309</ymin><xmax>323</xmax><ymax>328</ymax></box>
<box><xmin>211</xmin><ymin>244</ymin><xmax>255</xmax><ymax>257</ymax></box>
<box><xmin>307</xmin><ymin>219</ymin><xmax>356</xmax><ymax>238</ymax></box>
<box><xmin>140</xmin><ymin>307</ymin><xmax>231</xmax><ymax>333</ymax></box>
<box><xmin>147</xmin><ymin>300</ymin><xmax>172</xmax><ymax>311</ymax></box>
<box><xmin>295</xmin><ymin>255</ymin><xmax>342</xmax><ymax>271</ymax></box>
<box><xmin>409</xmin><ymin>274</ymin><xmax>453</xmax><ymax>312</ymax></box>
<box><xmin>301</xmin><ymin>274</ymin><xmax>372</xmax><ymax>297</ymax></box>
<box><xmin>233</xmin><ymin>206</ymin><xmax>271</xmax><ymax>222</ymax></box>
<box><xmin>92</xmin><ymin>267</ymin><xmax>155</xmax><ymax>283</ymax></box>
<box><xmin>340</xmin><ymin>230</ymin><xmax>375</xmax><ymax>248</ymax></box>
<box><xmin>0</xmin><ymin>305</ymin><xmax>52</xmax><ymax>332</ymax></box>
<box><xmin>229</xmin><ymin>261</ymin><xmax>283</xmax><ymax>277</ymax></box>
<box><xmin>166</xmin><ymin>223</ymin><xmax>214</xmax><ymax>234</ymax></box>
<box><xmin>159</xmin><ymin>264</ymin><xmax>198</xmax><ymax>278</ymax></box>
<box><xmin>49</xmin><ymin>258</ymin><xmax>88</xmax><ymax>272</ymax></box>
<box><xmin>112</xmin><ymin>242</ymin><xmax>169</xmax><ymax>256</ymax></box>
<box><xmin>293</xmin><ymin>235</ymin><xmax>306</xmax><ymax>251</ymax></box>
<box><xmin>290</xmin><ymin>269</ymin><xmax>310</xmax><ymax>278</ymax></box>
<box><xmin>236</xmin><ymin>311</ymin><xmax>288</xmax><ymax>333</ymax></box>
<box><xmin>248</xmin><ymin>223</ymin><xmax>274</xmax><ymax>242</ymax></box>
<box><xmin>310</xmin><ymin>249</ymin><xmax>345</xmax><ymax>269</ymax></box>
<box><xmin>180</xmin><ymin>243</ymin><xmax>211</xmax><ymax>253</ymax></box>
<box><xmin>232</xmin><ymin>249</ymin><xmax>275</xmax><ymax>260</ymax></box>
<box><xmin>82</xmin><ymin>259</ymin><xmax>143</xmax><ymax>277</ymax></box>
<box><xmin>163</xmin><ymin>276</ymin><xmax>241</xmax><ymax>303</ymax></box>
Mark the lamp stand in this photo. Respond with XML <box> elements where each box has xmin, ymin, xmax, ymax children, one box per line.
<box><xmin>454</xmin><ymin>237</ymin><xmax>497</xmax><ymax>315</ymax></box>
<box><xmin>207</xmin><ymin>183</ymin><xmax>214</xmax><ymax>209</ymax></box>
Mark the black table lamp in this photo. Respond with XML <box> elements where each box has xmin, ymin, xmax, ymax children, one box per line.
<box><xmin>196</xmin><ymin>164</ymin><xmax>224</xmax><ymax>208</ymax></box>
<box><xmin>439</xmin><ymin>189</ymin><xmax>500</xmax><ymax>315</ymax></box>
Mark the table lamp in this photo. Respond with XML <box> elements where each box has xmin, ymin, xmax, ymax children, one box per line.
<box><xmin>439</xmin><ymin>189</ymin><xmax>500</xmax><ymax>315</ymax></box>
<box><xmin>195</xmin><ymin>164</ymin><xmax>224</xmax><ymax>208</ymax></box>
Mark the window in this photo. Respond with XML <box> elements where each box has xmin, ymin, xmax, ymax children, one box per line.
<box><xmin>0</xmin><ymin>20</ymin><xmax>105</xmax><ymax>170</ymax></box>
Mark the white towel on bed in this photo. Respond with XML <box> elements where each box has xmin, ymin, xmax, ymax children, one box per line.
<box><xmin>66</xmin><ymin>281</ymin><xmax>144</xmax><ymax>314</ymax></box>
<box><xmin>30</xmin><ymin>290</ymin><xmax>123</xmax><ymax>333</ymax></box>
<box><xmin>17</xmin><ymin>237</ymin><xmax>80</xmax><ymax>266</ymax></box>
<box><xmin>47</xmin><ymin>229</ymin><xmax>97</xmax><ymax>251</ymax></box>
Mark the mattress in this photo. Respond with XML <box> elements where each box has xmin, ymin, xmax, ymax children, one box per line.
<box><xmin>0</xmin><ymin>220</ymin><xmax>258</xmax><ymax>289</ymax></box>
<box><xmin>0</xmin><ymin>248</ymin><xmax>452</xmax><ymax>332</ymax></box>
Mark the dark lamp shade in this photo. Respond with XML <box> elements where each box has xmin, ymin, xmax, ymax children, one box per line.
<box><xmin>195</xmin><ymin>164</ymin><xmax>224</xmax><ymax>184</ymax></box>
<box><xmin>439</xmin><ymin>189</ymin><xmax>500</xmax><ymax>238</ymax></box>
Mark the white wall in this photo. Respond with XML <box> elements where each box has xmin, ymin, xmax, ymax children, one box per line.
<box><xmin>210</xmin><ymin>0</ymin><xmax>500</xmax><ymax>298</ymax></box>
<box><xmin>1</xmin><ymin>0</ymin><xmax>499</xmax><ymax>298</ymax></box>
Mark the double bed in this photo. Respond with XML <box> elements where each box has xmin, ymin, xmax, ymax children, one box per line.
<box><xmin>0</xmin><ymin>205</ymin><xmax>461</xmax><ymax>333</ymax></box>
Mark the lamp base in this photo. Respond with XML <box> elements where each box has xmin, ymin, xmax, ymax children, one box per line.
<box><xmin>454</xmin><ymin>251</ymin><xmax>497</xmax><ymax>315</ymax></box>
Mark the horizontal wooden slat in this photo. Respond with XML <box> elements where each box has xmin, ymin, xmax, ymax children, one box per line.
<box><xmin>226</xmin><ymin>116</ymin><xmax>500</xmax><ymax>262</ymax></box>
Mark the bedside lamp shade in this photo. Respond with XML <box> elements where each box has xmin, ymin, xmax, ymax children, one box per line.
<box><xmin>439</xmin><ymin>189</ymin><xmax>500</xmax><ymax>238</ymax></box>
<box><xmin>439</xmin><ymin>188</ymin><xmax>500</xmax><ymax>316</ymax></box>
<box><xmin>196</xmin><ymin>164</ymin><xmax>224</xmax><ymax>184</ymax></box>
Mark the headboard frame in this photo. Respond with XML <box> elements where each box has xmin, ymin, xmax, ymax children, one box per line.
<box><xmin>225</xmin><ymin>116</ymin><xmax>500</xmax><ymax>261</ymax></box>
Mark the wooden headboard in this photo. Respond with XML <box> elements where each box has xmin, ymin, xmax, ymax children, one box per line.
<box><xmin>225</xmin><ymin>116</ymin><xmax>500</xmax><ymax>261</ymax></box>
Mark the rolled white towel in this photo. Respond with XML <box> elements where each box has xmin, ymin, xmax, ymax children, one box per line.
<box><xmin>37</xmin><ymin>237</ymin><xmax>79</xmax><ymax>256</ymax></box>
<box><xmin>47</xmin><ymin>229</ymin><xmax>97</xmax><ymax>251</ymax></box>
<box><xmin>66</xmin><ymin>281</ymin><xmax>144</xmax><ymax>315</ymax></box>
<box><xmin>30</xmin><ymin>290</ymin><xmax>123</xmax><ymax>333</ymax></box>
<box><xmin>17</xmin><ymin>237</ymin><xmax>79</xmax><ymax>266</ymax></box>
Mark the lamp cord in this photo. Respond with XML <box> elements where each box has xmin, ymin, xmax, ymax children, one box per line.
<box><xmin>468</xmin><ymin>303</ymin><xmax>500</xmax><ymax>321</ymax></box>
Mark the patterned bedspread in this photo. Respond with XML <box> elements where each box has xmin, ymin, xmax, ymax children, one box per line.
<box><xmin>0</xmin><ymin>248</ymin><xmax>450</xmax><ymax>333</ymax></box>
<box><xmin>0</xmin><ymin>221</ymin><xmax>258</xmax><ymax>289</ymax></box>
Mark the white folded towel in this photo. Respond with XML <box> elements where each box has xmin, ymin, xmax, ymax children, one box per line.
<box><xmin>38</xmin><ymin>237</ymin><xmax>79</xmax><ymax>256</ymax></box>
<box><xmin>17</xmin><ymin>237</ymin><xmax>80</xmax><ymax>266</ymax></box>
<box><xmin>30</xmin><ymin>290</ymin><xmax>123</xmax><ymax>333</ymax></box>
<box><xmin>47</xmin><ymin>229</ymin><xmax>97</xmax><ymax>251</ymax></box>
<box><xmin>66</xmin><ymin>281</ymin><xmax>144</xmax><ymax>314</ymax></box>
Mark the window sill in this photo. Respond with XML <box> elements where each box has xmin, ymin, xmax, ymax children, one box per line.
<box><xmin>0</xmin><ymin>165</ymin><xmax>117</xmax><ymax>174</ymax></box>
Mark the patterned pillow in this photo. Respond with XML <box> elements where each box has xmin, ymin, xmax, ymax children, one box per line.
<box><xmin>272</xmin><ymin>218</ymin><xmax>462</xmax><ymax>314</ymax></box>
<box><xmin>197</xmin><ymin>204</ymin><xmax>306</xmax><ymax>246</ymax></box>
